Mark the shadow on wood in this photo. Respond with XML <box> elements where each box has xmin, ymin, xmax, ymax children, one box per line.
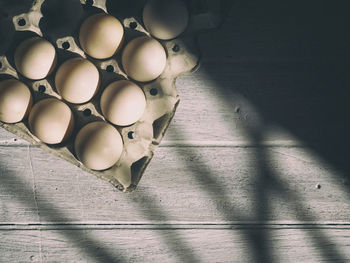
<box><xmin>0</xmin><ymin>156</ymin><xmax>201</xmax><ymax>262</ymax></box>
<box><xmin>170</xmin><ymin>0</ymin><xmax>350</xmax><ymax>261</ymax></box>
<box><xmin>126</xmin><ymin>188</ymin><xmax>202</xmax><ymax>263</ymax></box>
<box><xmin>170</xmin><ymin>124</ymin><xmax>348</xmax><ymax>262</ymax></box>
<box><xmin>0</xmin><ymin>160</ymin><xmax>126</xmax><ymax>263</ymax></box>
<box><xmin>193</xmin><ymin>0</ymin><xmax>350</xmax><ymax>187</ymax></box>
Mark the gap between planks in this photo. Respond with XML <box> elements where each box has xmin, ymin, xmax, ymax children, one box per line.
<box><xmin>1</xmin><ymin>222</ymin><xmax>350</xmax><ymax>230</ymax></box>
<box><xmin>0</xmin><ymin>139</ymin><xmax>307</xmax><ymax>148</ymax></box>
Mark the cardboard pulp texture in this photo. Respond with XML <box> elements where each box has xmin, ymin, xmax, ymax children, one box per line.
<box><xmin>0</xmin><ymin>0</ymin><xmax>221</xmax><ymax>191</ymax></box>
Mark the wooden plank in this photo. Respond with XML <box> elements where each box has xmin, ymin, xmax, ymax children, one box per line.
<box><xmin>2</xmin><ymin>223</ymin><xmax>350</xmax><ymax>230</ymax></box>
<box><xmin>0</xmin><ymin>230</ymin><xmax>41</xmax><ymax>263</ymax></box>
<box><xmin>0</xmin><ymin>146</ymin><xmax>39</xmax><ymax>223</ymax></box>
<box><xmin>170</xmin><ymin>1</ymin><xmax>349</xmax><ymax>147</ymax></box>
<box><xmin>0</xmin><ymin>227</ymin><xmax>350</xmax><ymax>263</ymax></box>
<box><xmin>0</xmin><ymin>145</ymin><xmax>349</xmax><ymax>223</ymax></box>
<box><xmin>182</xmin><ymin>0</ymin><xmax>350</xmax><ymax>175</ymax></box>
<box><xmin>0</xmin><ymin>1</ymin><xmax>349</xmax><ymax>262</ymax></box>
<box><xmin>0</xmin><ymin>1</ymin><xmax>348</xmax><ymax>149</ymax></box>
<box><xmin>0</xmin><ymin>128</ymin><xmax>302</xmax><ymax>147</ymax></box>
<box><xmin>1</xmin><ymin>1</ymin><xmax>349</xmax><ymax>176</ymax></box>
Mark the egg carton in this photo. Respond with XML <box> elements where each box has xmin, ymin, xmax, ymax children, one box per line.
<box><xmin>0</xmin><ymin>0</ymin><xmax>223</xmax><ymax>191</ymax></box>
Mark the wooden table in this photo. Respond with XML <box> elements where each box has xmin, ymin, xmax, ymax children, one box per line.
<box><xmin>1</xmin><ymin>1</ymin><xmax>350</xmax><ymax>262</ymax></box>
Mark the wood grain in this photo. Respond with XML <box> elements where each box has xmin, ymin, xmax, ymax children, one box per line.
<box><xmin>1</xmin><ymin>227</ymin><xmax>350</xmax><ymax>263</ymax></box>
<box><xmin>1</xmin><ymin>1</ymin><xmax>350</xmax><ymax>262</ymax></box>
<box><xmin>0</xmin><ymin>145</ymin><xmax>349</xmax><ymax>224</ymax></box>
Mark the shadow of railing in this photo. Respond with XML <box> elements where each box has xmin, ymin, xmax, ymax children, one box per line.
<box><xmin>166</xmin><ymin>1</ymin><xmax>350</xmax><ymax>261</ymax></box>
<box><xmin>126</xmin><ymin>189</ymin><xmax>201</xmax><ymax>263</ymax></box>
<box><xmin>170</xmin><ymin>124</ymin><xmax>348</xmax><ymax>262</ymax></box>
<box><xmin>167</xmin><ymin>125</ymin><xmax>275</xmax><ymax>262</ymax></box>
<box><xmin>249</xmin><ymin>128</ymin><xmax>347</xmax><ymax>262</ymax></box>
<box><xmin>0</xmin><ymin>160</ymin><xmax>126</xmax><ymax>263</ymax></box>
<box><xmin>1</xmin><ymin>152</ymin><xmax>204</xmax><ymax>262</ymax></box>
<box><xmin>193</xmin><ymin>0</ymin><xmax>350</xmax><ymax>191</ymax></box>
<box><xmin>1</xmin><ymin>0</ymin><xmax>350</xmax><ymax>262</ymax></box>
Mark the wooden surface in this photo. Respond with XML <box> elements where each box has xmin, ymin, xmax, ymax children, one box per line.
<box><xmin>1</xmin><ymin>1</ymin><xmax>350</xmax><ymax>262</ymax></box>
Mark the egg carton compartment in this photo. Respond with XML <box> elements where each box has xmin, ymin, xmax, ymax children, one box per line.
<box><xmin>0</xmin><ymin>0</ymin><xmax>222</xmax><ymax>191</ymax></box>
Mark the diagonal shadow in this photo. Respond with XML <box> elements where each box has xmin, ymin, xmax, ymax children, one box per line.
<box><xmin>257</xmin><ymin>153</ymin><xmax>348</xmax><ymax>262</ymax></box>
<box><xmin>171</xmin><ymin>124</ymin><xmax>348</xmax><ymax>262</ymax></box>
<box><xmin>0</xmin><ymin>153</ymin><xmax>201</xmax><ymax>262</ymax></box>
<box><xmin>1</xmin><ymin>0</ymin><xmax>349</xmax><ymax>262</ymax></box>
<box><xmin>194</xmin><ymin>0</ymin><xmax>350</xmax><ymax>190</ymax></box>
<box><xmin>170</xmin><ymin>125</ymin><xmax>275</xmax><ymax>263</ymax></box>
<box><xmin>127</xmin><ymin>189</ymin><xmax>202</xmax><ymax>263</ymax></box>
<box><xmin>0</xmin><ymin>160</ymin><xmax>126</xmax><ymax>263</ymax></box>
<box><xmin>247</xmin><ymin>128</ymin><xmax>348</xmax><ymax>262</ymax></box>
<box><xmin>166</xmin><ymin>1</ymin><xmax>350</xmax><ymax>261</ymax></box>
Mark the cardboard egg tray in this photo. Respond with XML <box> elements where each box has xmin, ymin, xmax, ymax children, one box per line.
<box><xmin>0</xmin><ymin>0</ymin><xmax>222</xmax><ymax>191</ymax></box>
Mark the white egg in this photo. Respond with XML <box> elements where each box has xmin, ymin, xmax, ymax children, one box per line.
<box><xmin>79</xmin><ymin>13</ymin><xmax>124</xmax><ymax>59</ymax></box>
<box><xmin>74</xmin><ymin>121</ymin><xmax>123</xmax><ymax>170</ymax></box>
<box><xmin>0</xmin><ymin>79</ymin><xmax>33</xmax><ymax>123</ymax></box>
<box><xmin>122</xmin><ymin>36</ymin><xmax>166</xmax><ymax>82</ymax></box>
<box><xmin>28</xmin><ymin>98</ymin><xmax>75</xmax><ymax>144</ymax></box>
<box><xmin>14</xmin><ymin>37</ymin><xmax>57</xmax><ymax>80</ymax></box>
<box><xmin>143</xmin><ymin>0</ymin><xmax>189</xmax><ymax>40</ymax></box>
<box><xmin>55</xmin><ymin>57</ymin><xmax>100</xmax><ymax>104</ymax></box>
<box><xmin>100</xmin><ymin>80</ymin><xmax>146</xmax><ymax>126</ymax></box>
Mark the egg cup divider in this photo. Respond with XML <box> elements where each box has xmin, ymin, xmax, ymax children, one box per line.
<box><xmin>0</xmin><ymin>0</ymin><xmax>222</xmax><ymax>192</ymax></box>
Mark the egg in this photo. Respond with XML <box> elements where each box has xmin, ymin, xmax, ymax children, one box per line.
<box><xmin>0</xmin><ymin>79</ymin><xmax>33</xmax><ymax>123</ymax></box>
<box><xmin>143</xmin><ymin>0</ymin><xmax>189</xmax><ymax>40</ymax></box>
<box><xmin>100</xmin><ymin>80</ymin><xmax>146</xmax><ymax>126</ymax></box>
<box><xmin>79</xmin><ymin>13</ymin><xmax>124</xmax><ymax>59</ymax></box>
<box><xmin>55</xmin><ymin>57</ymin><xmax>100</xmax><ymax>104</ymax></box>
<box><xmin>74</xmin><ymin>121</ymin><xmax>123</xmax><ymax>170</ymax></box>
<box><xmin>122</xmin><ymin>36</ymin><xmax>166</xmax><ymax>82</ymax></box>
<box><xmin>14</xmin><ymin>37</ymin><xmax>57</xmax><ymax>80</ymax></box>
<box><xmin>28</xmin><ymin>98</ymin><xmax>75</xmax><ymax>144</ymax></box>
